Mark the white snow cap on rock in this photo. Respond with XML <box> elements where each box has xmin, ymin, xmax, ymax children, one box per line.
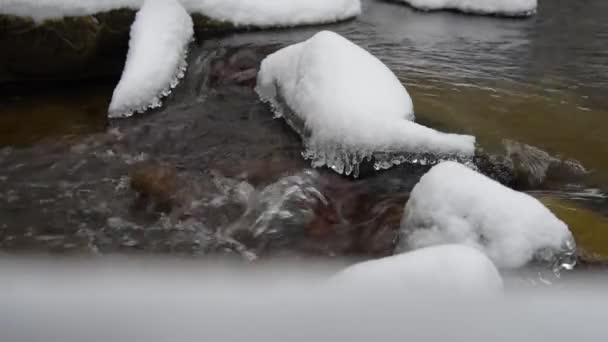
<box><xmin>181</xmin><ymin>0</ymin><xmax>361</xmax><ymax>27</ymax></box>
<box><xmin>256</xmin><ymin>31</ymin><xmax>475</xmax><ymax>177</ymax></box>
<box><xmin>397</xmin><ymin>161</ymin><xmax>576</xmax><ymax>269</ymax></box>
<box><xmin>330</xmin><ymin>244</ymin><xmax>503</xmax><ymax>296</ymax></box>
<box><xmin>398</xmin><ymin>0</ymin><xmax>537</xmax><ymax>17</ymax></box>
<box><xmin>0</xmin><ymin>0</ymin><xmax>361</xmax><ymax>26</ymax></box>
<box><xmin>108</xmin><ymin>0</ymin><xmax>193</xmax><ymax>118</ymax></box>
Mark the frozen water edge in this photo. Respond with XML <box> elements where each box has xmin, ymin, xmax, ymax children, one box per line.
<box><xmin>259</xmin><ymin>90</ymin><xmax>475</xmax><ymax>178</ymax></box>
<box><xmin>108</xmin><ymin>39</ymin><xmax>193</xmax><ymax>118</ymax></box>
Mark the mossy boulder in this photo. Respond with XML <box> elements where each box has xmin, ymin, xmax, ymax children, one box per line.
<box><xmin>0</xmin><ymin>14</ymin><xmax>102</xmax><ymax>77</ymax></box>
<box><xmin>0</xmin><ymin>10</ymin><xmax>236</xmax><ymax>84</ymax></box>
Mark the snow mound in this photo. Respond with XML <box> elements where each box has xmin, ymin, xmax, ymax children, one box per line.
<box><xmin>0</xmin><ymin>0</ymin><xmax>142</xmax><ymax>21</ymax></box>
<box><xmin>398</xmin><ymin>0</ymin><xmax>537</xmax><ymax>17</ymax></box>
<box><xmin>397</xmin><ymin>161</ymin><xmax>576</xmax><ymax>269</ymax></box>
<box><xmin>256</xmin><ymin>31</ymin><xmax>475</xmax><ymax>177</ymax></box>
<box><xmin>108</xmin><ymin>0</ymin><xmax>193</xmax><ymax>118</ymax></box>
<box><xmin>181</xmin><ymin>0</ymin><xmax>361</xmax><ymax>28</ymax></box>
<box><xmin>0</xmin><ymin>0</ymin><xmax>361</xmax><ymax>26</ymax></box>
<box><xmin>330</xmin><ymin>244</ymin><xmax>503</xmax><ymax>296</ymax></box>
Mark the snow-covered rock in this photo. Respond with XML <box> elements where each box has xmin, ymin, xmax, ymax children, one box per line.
<box><xmin>398</xmin><ymin>0</ymin><xmax>537</xmax><ymax>17</ymax></box>
<box><xmin>330</xmin><ymin>244</ymin><xmax>503</xmax><ymax>296</ymax></box>
<box><xmin>256</xmin><ymin>31</ymin><xmax>475</xmax><ymax>177</ymax></box>
<box><xmin>181</xmin><ymin>0</ymin><xmax>361</xmax><ymax>28</ymax></box>
<box><xmin>108</xmin><ymin>0</ymin><xmax>193</xmax><ymax>118</ymax></box>
<box><xmin>0</xmin><ymin>0</ymin><xmax>142</xmax><ymax>21</ymax></box>
<box><xmin>0</xmin><ymin>0</ymin><xmax>361</xmax><ymax>26</ymax></box>
<box><xmin>397</xmin><ymin>161</ymin><xmax>576</xmax><ymax>269</ymax></box>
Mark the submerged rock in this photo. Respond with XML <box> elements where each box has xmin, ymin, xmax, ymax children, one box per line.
<box><xmin>539</xmin><ymin>195</ymin><xmax>608</xmax><ymax>264</ymax></box>
<box><xmin>130</xmin><ymin>161</ymin><xmax>179</xmax><ymax>208</ymax></box>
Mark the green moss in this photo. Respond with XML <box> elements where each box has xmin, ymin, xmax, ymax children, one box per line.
<box><xmin>191</xmin><ymin>13</ymin><xmax>237</xmax><ymax>34</ymax></box>
<box><xmin>539</xmin><ymin>196</ymin><xmax>608</xmax><ymax>263</ymax></box>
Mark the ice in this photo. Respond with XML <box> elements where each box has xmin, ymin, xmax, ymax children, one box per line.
<box><xmin>108</xmin><ymin>0</ymin><xmax>193</xmax><ymax>118</ymax></box>
<box><xmin>0</xmin><ymin>0</ymin><xmax>361</xmax><ymax>26</ymax></box>
<box><xmin>330</xmin><ymin>244</ymin><xmax>503</xmax><ymax>296</ymax></box>
<box><xmin>397</xmin><ymin>161</ymin><xmax>576</xmax><ymax>269</ymax></box>
<box><xmin>398</xmin><ymin>0</ymin><xmax>537</xmax><ymax>17</ymax></box>
<box><xmin>256</xmin><ymin>31</ymin><xmax>475</xmax><ymax>177</ymax></box>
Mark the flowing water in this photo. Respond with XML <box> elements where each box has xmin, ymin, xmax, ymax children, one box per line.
<box><xmin>0</xmin><ymin>0</ymin><xmax>607</xmax><ymax>262</ymax></box>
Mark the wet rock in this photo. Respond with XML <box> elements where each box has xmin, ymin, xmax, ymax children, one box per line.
<box><xmin>225</xmin><ymin>170</ymin><xmax>407</xmax><ymax>258</ymax></box>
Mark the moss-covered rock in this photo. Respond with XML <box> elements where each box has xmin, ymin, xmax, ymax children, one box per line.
<box><xmin>0</xmin><ymin>11</ymin><xmax>236</xmax><ymax>84</ymax></box>
<box><xmin>191</xmin><ymin>13</ymin><xmax>236</xmax><ymax>35</ymax></box>
<box><xmin>0</xmin><ymin>14</ymin><xmax>102</xmax><ymax>77</ymax></box>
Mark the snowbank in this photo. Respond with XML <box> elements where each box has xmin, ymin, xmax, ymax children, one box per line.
<box><xmin>330</xmin><ymin>244</ymin><xmax>503</xmax><ymax>296</ymax></box>
<box><xmin>0</xmin><ymin>0</ymin><xmax>361</xmax><ymax>26</ymax></box>
<box><xmin>108</xmin><ymin>0</ymin><xmax>193</xmax><ymax>118</ymax></box>
<box><xmin>398</xmin><ymin>0</ymin><xmax>537</xmax><ymax>17</ymax></box>
<box><xmin>397</xmin><ymin>161</ymin><xmax>576</xmax><ymax>269</ymax></box>
<box><xmin>256</xmin><ymin>31</ymin><xmax>475</xmax><ymax>177</ymax></box>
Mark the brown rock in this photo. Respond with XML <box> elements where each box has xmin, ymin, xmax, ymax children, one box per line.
<box><xmin>129</xmin><ymin>161</ymin><xmax>179</xmax><ymax>207</ymax></box>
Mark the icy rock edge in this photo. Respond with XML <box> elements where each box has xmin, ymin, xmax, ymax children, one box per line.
<box><xmin>108</xmin><ymin>0</ymin><xmax>194</xmax><ymax>118</ymax></box>
<box><xmin>256</xmin><ymin>31</ymin><xmax>476</xmax><ymax>177</ymax></box>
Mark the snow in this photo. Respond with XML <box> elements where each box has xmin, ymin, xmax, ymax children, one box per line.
<box><xmin>0</xmin><ymin>0</ymin><xmax>143</xmax><ymax>21</ymax></box>
<box><xmin>180</xmin><ymin>0</ymin><xmax>361</xmax><ymax>28</ymax></box>
<box><xmin>397</xmin><ymin>161</ymin><xmax>576</xmax><ymax>269</ymax></box>
<box><xmin>0</xmin><ymin>0</ymin><xmax>361</xmax><ymax>26</ymax></box>
<box><xmin>398</xmin><ymin>0</ymin><xmax>537</xmax><ymax>17</ymax></box>
<box><xmin>330</xmin><ymin>244</ymin><xmax>503</xmax><ymax>296</ymax></box>
<box><xmin>108</xmin><ymin>0</ymin><xmax>193</xmax><ymax>118</ymax></box>
<box><xmin>256</xmin><ymin>31</ymin><xmax>475</xmax><ymax>177</ymax></box>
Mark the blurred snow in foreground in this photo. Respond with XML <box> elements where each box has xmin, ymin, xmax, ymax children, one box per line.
<box><xmin>0</xmin><ymin>257</ymin><xmax>606</xmax><ymax>342</ymax></box>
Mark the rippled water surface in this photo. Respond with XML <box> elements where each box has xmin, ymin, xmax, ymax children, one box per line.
<box><xmin>0</xmin><ymin>0</ymin><xmax>607</xmax><ymax>260</ymax></box>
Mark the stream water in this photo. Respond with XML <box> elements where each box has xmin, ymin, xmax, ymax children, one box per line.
<box><xmin>0</xmin><ymin>0</ymin><xmax>606</xmax><ymax>263</ymax></box>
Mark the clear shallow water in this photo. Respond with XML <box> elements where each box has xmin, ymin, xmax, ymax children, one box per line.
<box><xmin>0</xmin><ymin>0</ymin><xmax>607</xmax><ymax>260</ymax></box>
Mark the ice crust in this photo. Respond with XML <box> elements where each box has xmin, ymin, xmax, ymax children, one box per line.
<box><xmin>330</xmin><ymin>244</ymin><xmax>504</xmax><ymax>296</ymax></box>
<box><xmin>397</xmin><ymin>161</ymin><xmax>576</xmax><ymax>269</ymax></box>
<box><xmin>108</xmin><ymin>0</ymin><xmax>193</xmax><ymax>118</ymax></box>
<box><xmin>0</xmin><ymin>0</ymin><xmax>361</xmax><ymax>26</ymax></box>
<box><xmin>256</xmin><ymin>31</ymin><xmax>475</xmax><ymax>177</ymax></box>
<box><xmin>398</xmin><ymin>0</ymin><xmax>537</xmax><ymax>16</ymax></box>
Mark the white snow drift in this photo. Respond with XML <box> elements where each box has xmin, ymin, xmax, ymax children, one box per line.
<box><xmin>397</xmin><ymin>161</ymin><xmax>576</xmax><ymax>269</ymax></box>
<box><xmin>108</xmin><ymin>0</ymin><xmax>193</xmax><ymax>118</ymax></box>
<box><xmin>330</xmin><ymin>244</ymin><xmax>503</xmax><ymax>296</ymax></box>
<box><xmin>0</xmin><ymin>0</ymin><xmax>361</xmax><ymax>26</ymax></box>
<box><xmin>398</xmin><ymin>0</ymin><xmax>537</xmax><ymax>17</ymax></box>
<box><xmin>256</xmin><ymin>31</ymin><xmax>475</xmax><ymax>176</ymax></box>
